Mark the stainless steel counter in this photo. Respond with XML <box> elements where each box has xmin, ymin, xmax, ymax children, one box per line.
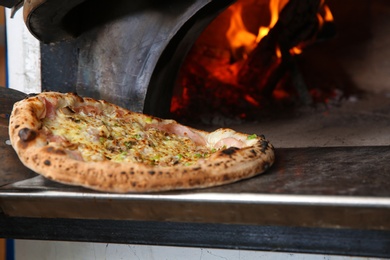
<box><xmin>1</xmin><ymin>88</ymin><xmax>390</xmax><ymax>257</ymax></box>
<box><xmin>2</xmin><ymin>146</ymin><xmax>390</xmax><ymax>229</ymax></box>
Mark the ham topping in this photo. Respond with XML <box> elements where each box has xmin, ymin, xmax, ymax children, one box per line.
<box><xmin>146</xmin><ymin>123</ymin><xmax>206</xmax><ymax>146</ymax></box>
<box><xmin>214</xmin><ymin>137</ymin><xmax>246</xmax><ymax>149</ymax></box>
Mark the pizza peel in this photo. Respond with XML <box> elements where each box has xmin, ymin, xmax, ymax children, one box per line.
<box><xmin>0</xmin><ymin>87</ymin><xmax>37</xmax><ymax>187</ymax></box>
<box><xmin>0</xmin><ymin>87</ymin><xmax>29</xmax><ymax>115</ymax></box>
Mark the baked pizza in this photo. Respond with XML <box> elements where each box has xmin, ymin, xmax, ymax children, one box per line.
<box><xmin>8</xmin><ymin>92</ymin><xmax>275</xmax><ymax>193</ymax></box>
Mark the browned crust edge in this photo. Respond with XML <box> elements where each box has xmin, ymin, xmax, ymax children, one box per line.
<box><xmin>8</xmin><ymin>92</ymin><xmax>275</xmax><ymax>193</ymax></box>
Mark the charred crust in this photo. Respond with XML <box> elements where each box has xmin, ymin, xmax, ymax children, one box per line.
<box><xmin>221</xmin><ymin>147</ymin><xmax>239</xmax><ymax>156</ymax></box>
<box><xmin>45</xmin><ymin>146</ymin><xmax>66</xmax><ymax>155</ymax></box>
<box><xmin>44</xmin><ymin>160</ymin><xmax>51</xmax><ymax>166</ymax></box>
<box><xmin>260</xmin><ymin>140</ymin><xmax>269</xmax><ymax>153</ymax></box>
<box><xmin>18</xmin><ymin>128</ymin><xmax>37</xmax><ymax>142</ymax></box>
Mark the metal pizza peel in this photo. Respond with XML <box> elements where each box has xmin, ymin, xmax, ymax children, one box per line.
<box><xmin>0</xmin><ymin>87</ymin><xmax>28</xmax><ymax>115</ymax></box>
<box><xmin>0</xmin><ymin>87</ymin><xmax>38</xmax><ymax>187</ymax></box>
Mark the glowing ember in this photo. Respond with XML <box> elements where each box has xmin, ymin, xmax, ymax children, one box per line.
<box><xmin>171</xmin><ymin>0</ymin><xmax>335</xmax><ymax>123</ymax></box>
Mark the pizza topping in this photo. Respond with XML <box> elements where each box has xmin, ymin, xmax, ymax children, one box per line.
<box><xmin>60</xmin><ymin>106</ymin><xmax>76</xmax><ymax>115</ymax></box>
<box><xmin>145</xmin><ymin>122</ymin><xmax>206</xmax><ymax>146</ymax></box>
<box><xmin>247</xmin><ymin>134</ymin><xmax>257</xmax><ymax>140</ymax></box>
<box><xmin>43</xmin><ymin>97</ymin><xmax>57</xmax><ymax>119</ymax></box>
<box><xmin>41</xmin><ymin>101</ymin><xmax>219</xmax><ymax>166</ymax></box>
<box><xmin>73</xmin><ymin>105</ymin><xmax>102</xmax><ymax>116</ymax></box>
<box><xmin>214</xmin><ymin>137</ymin><xmax>246</xmax><ymax>149</ymax></box>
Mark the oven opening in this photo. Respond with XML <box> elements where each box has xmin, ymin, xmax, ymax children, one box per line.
<box><xmin>168</xmin><ymin>0</ymin><xmax>365</xmax><ymax>124</ymax></box>
<box><xmin>170</xmin><ymin>0</ymin><xmax>338</xmax><ymax>122</ymax></box>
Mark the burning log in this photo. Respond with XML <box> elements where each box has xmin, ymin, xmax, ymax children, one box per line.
<box><xmin>238</xmin><ymin>0</ymin><xmax>322</xmax><ymax>101</ymax></box>
<box><xmin>171</xmin><ymin>0</ymin><xmax>336</xmax><ymax>123</ymax></box>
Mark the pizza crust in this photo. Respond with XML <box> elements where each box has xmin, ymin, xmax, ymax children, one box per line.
<box><xmin>8</xmin><ymin>92</ymin><xmax>275</xmax><ymax>193</ymax></box>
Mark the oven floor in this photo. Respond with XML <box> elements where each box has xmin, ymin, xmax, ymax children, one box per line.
<box><xmin>201</xmin><ymin>92</ymin><xmax>390</xmax><ymax>148</ymax></box>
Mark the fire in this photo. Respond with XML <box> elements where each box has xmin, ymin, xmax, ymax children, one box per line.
<box><xmin>226</xmin><ymin>0</ymin><xmax>333</xmax><ymax>59</ymax></box>
<box><xmin>226</xmin><ymin>0</ymin><xmax>289</xmax><ymax>60</ymax></box>
<box><xmin>256</xmin><ymin>0</ymin><xmax>289</xmax><ymax>43</ymax></box>
<box><xmin>321</xmin><ymin>0</ymin><xmax>334</xmax><ymax>22</ymax></box>
<box><xmin>226</xmin><ymin>3</ymin><xmax>257</xmax><ymax>60</ymax></box>
<box><xmin>171</xmin><ymin>0</ymin><xmax>335</xmax><ymax>122</ymax></box>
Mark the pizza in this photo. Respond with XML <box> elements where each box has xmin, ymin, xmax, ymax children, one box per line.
<box><xmin>8</xmin><ymin>92</ymin><xmax>275</xmax><ymax>193</ymax></box>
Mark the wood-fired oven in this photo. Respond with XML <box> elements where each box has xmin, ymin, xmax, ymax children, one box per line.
<box><xmin>1</xmin><ymin>0</ymin><xmax>390</xmax><ymax>258</ymax></box>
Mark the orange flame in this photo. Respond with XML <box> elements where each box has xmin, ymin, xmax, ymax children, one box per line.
<box><xmin>318</xmin><ymin>1</ymin><xmax>334</xmax><ymax>29</ymax></box>
<box><xmin>226</xmin><ymin>3</ymin><xmax>257</xmax><ymax>60</ymax></box>
<box><xmin>257</xmin><ymin>0</ymin><xmax>289</xmax><ymax>43</ymax></box>
<box><xmin>226</xmin><ymin>0</ymin><xmax>289</xmax><ymax>59</ymax></box>
<box><xmin>321</xmin><ymin>0</ymin><xmax>334</xmax><ymax>22</ymax></box>
<box><xmin>226</xmin><ymin>0</ymin><xmax>334</xmax><ymax>59</ymax></box>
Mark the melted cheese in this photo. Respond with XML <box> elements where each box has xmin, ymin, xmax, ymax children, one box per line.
<box><xmin>42</xmin><ymin>107</ymin><xmax>215</xmax><ymax>166</ymax></box>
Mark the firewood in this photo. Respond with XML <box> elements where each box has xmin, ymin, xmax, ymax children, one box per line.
<box><xmin>238</xmin><ymin>0</ymin><xmax>322</xmax><ymax>98</ymax></box>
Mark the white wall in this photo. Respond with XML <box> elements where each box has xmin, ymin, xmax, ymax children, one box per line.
<box><xmin>5</xmin><ymin>7</ymin><xmax>40</xmax><ymax>93</ymax></box>
<box><xmin>15</xmin><ymin>240</ymin><xmax>378</xmax><ymax>260</ymax></box>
